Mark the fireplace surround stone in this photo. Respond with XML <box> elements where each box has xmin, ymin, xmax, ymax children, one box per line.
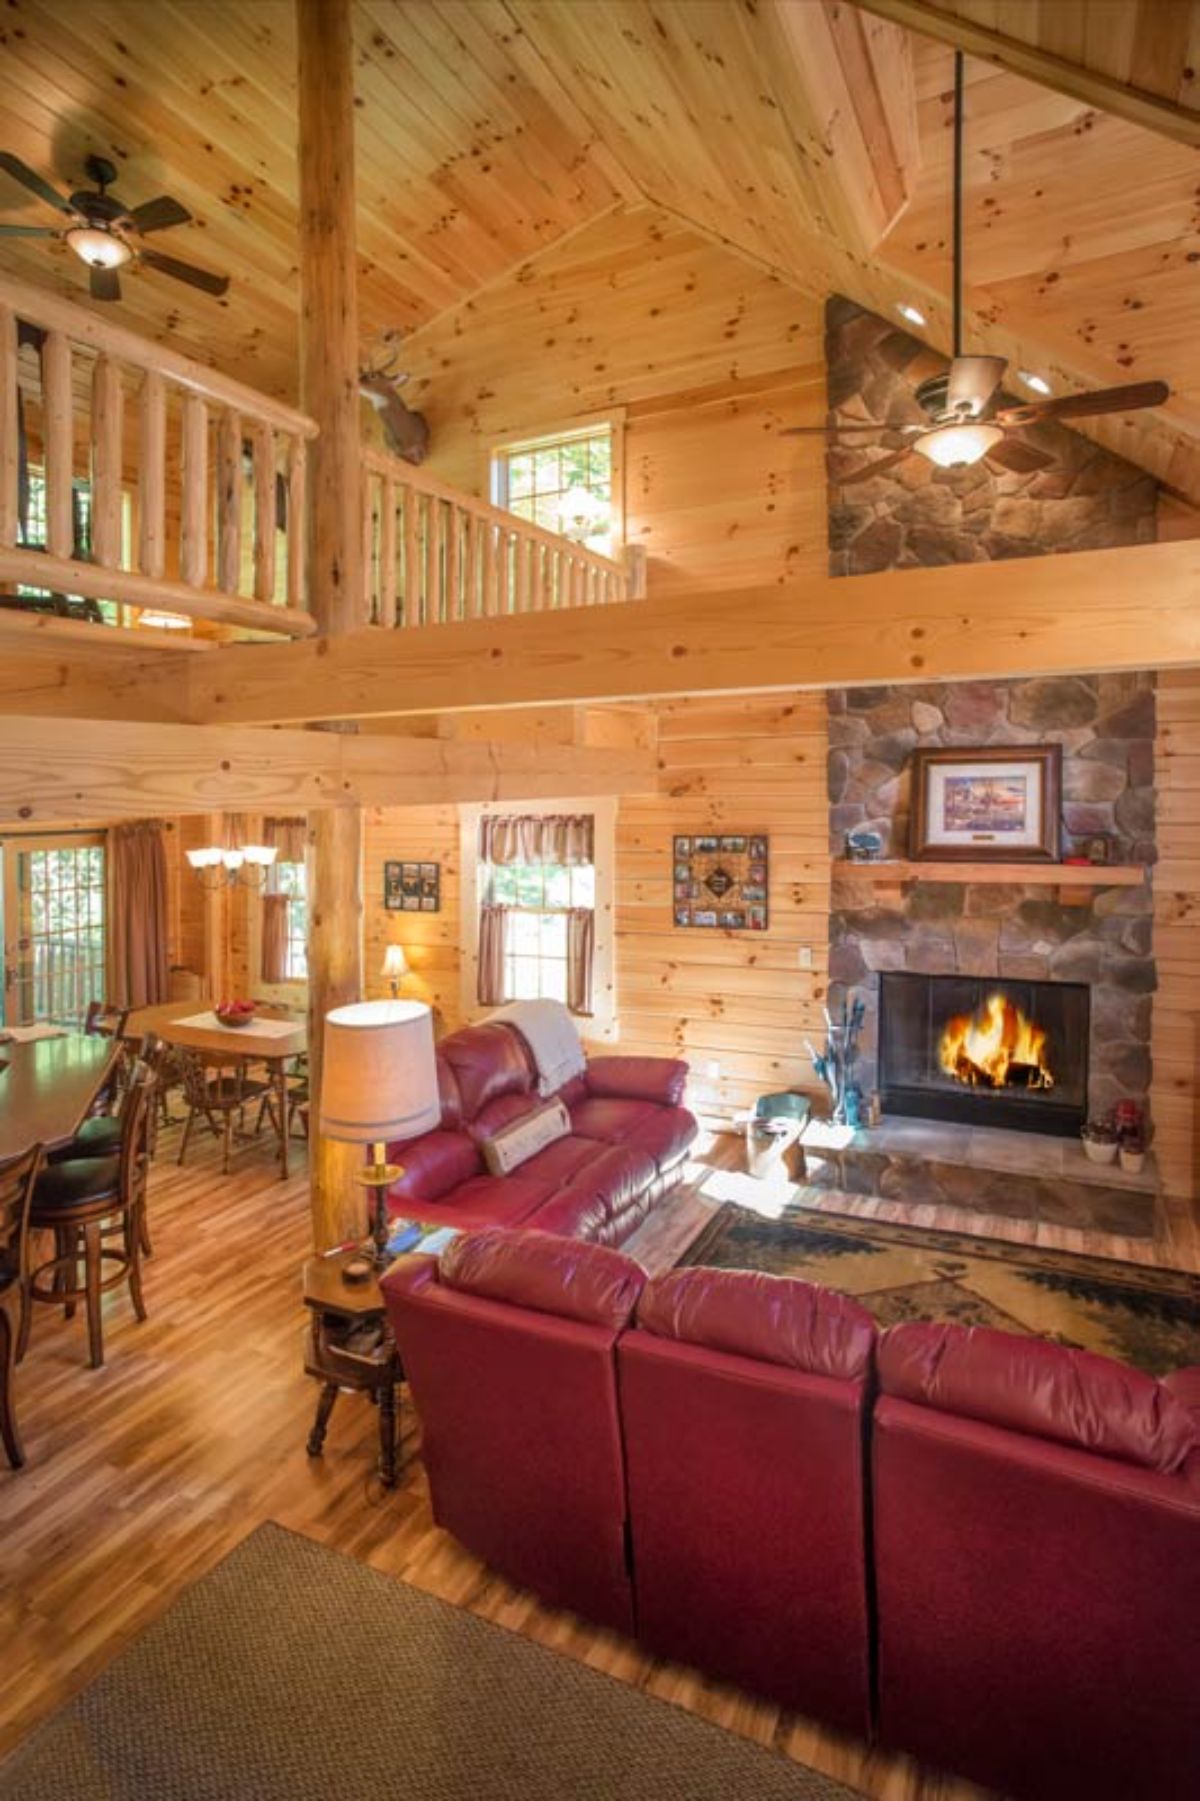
<box><xmin>827</xmin><ymin>674</ymin><xmax>1156</xmax><ymax>1134</ymax></box>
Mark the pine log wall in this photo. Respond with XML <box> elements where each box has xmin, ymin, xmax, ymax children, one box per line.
<box><xmin>1153</xmin><ymin>668</ymin><xmax>1200</xmax><ymax>1202</ymax></box>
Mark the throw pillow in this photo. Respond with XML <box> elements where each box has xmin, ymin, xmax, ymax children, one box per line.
<box><xmin>482</xmin><ymin>1099</ymin><xmax>571</xmax><ymax>1176</ymax></box>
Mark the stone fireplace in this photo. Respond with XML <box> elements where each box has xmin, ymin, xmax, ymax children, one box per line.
<box><xmin>878</xmin><ymin>971</ymin><xmax>1090</xmax><ymax>1138</ymax></box>
<box><xmin>828</xmin><ymin>674</ymin><xmax>1156</xmax><ymax>1138</ymax></box>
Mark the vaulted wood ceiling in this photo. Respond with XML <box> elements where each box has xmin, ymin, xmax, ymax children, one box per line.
<box><xmin>0</xmin><ymin>0</ymin><xmax>1198</xmax><ymax>499</ymax></box>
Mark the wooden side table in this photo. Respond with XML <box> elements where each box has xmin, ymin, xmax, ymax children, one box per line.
<box><xmin>302</xmin><ymin>1251</ymin><xmax>403</xmax><ymax>1487</ymax></box>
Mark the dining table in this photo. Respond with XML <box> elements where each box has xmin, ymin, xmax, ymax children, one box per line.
<box><xmin>126</xmin><ymin>1001</ymin><xmax>308</xmax><ymax>1179</ymax></box>
<box><xmin>0</xmin><ymin>1031</ymin><xmax>116</xmax><ymax>1165</ymax></box>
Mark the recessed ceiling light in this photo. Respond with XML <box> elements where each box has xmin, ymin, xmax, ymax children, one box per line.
<box><xmin>896</xmin><ymin>302</ymin><xmax>927</xmax><ymax>328</ymax></box>
<box><xmin>1019</xmin><ymin>371</ymin><xmax>1052</xmax><ymax>396</ymax></box>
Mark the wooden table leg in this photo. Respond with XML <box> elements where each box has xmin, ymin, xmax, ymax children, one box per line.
<box><xmin>277</xmin><ymin>1059</ymin><xmax>289</xmax><ymax>1181</ymax></box>
<box><xmin>307</xmin><ymin>1381</ymin><xmax>338</xmax><ymax>1457</ymax></box>
<box><xmin>378</xmin><ymin>1364</ymin><xmax>399</xmax><ymax>1488</ymax></box>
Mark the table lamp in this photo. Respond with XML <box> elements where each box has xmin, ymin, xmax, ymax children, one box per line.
<box><xmin>381</xmin><ymin>943</ymin><xmax>409</xmax><ymax>999</ymax></box>
<box><xmin>320</xmin><ymin>999</ymin><xmax>440</xmax><ymax>1266</ymax></box>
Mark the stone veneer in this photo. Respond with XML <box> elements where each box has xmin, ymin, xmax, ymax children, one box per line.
<box><xmin>828</xmin><ymin>674</ymin><xmax>1157</xmax><ymax>1129</ymax></box>
<box><xmin>825</xmin><ymin>297</ymin><xmax>1159</xmax><ymax>577</ymax></box>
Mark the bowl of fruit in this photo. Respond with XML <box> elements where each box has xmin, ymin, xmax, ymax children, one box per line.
<box><xmin>215</xmin><ymin>999</ymin><xmax>258</xmax><ymax>1029</ymax></box>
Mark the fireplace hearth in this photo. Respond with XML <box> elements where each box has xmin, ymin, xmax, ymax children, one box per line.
<box><xmin>878</xmin><ymin>972</ymin><xmax>1090</xmax><ymax>1138</ymax></box>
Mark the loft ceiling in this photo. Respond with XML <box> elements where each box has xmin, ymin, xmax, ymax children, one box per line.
<box><xmin>0</xmin><ymin>0</ymin><xmax>1197</xmax><ymax>500</ymax></box>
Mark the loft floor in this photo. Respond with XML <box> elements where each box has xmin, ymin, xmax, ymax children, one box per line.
<box><xmin>2</xmin><ymin>1124</ymin><xmax>1195</xmax><ymax>1798</ymax></box>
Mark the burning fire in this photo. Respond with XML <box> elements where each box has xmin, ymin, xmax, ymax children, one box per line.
<box><xmin>939</xmin><ymin>993</ymin><xmax>1054</xmax><ymax>1091</ymax></box>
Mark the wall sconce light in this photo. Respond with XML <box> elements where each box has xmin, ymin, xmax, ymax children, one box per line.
<box><xmin>186</xmin><ymin>844</ymin><xmax>278</xmax><ymax>891</ymax></box>
<box><xmin>382</xmin><ymin>943</ymin><xmax>409</xmax><ymax>998</ymax></box>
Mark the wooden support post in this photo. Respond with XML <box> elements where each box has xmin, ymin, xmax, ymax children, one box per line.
<box><xmin>139</xmin><ymin>371</ymin><xmax>167</xmax><ymax>580</ymax></box>
<box><xmin>42</xmin><ymin>331</ymin><xmax>74</xmax><ymax>560</ymax></box>
<box><xmin>180</xmin><ymin>391</ymin><xmax>208</xmax><ymax>587</ymax></box>
<box><xmin>216</xmin><ymin>407</ymin><xmax>242</xmax><ymax>595</ymax></box>
<box><xmin>297</xmin><ymin>0</ymin><xmax>367</xmax><ymax>1250</ymax></box>
<box><xmin>0</xmin><ymin>305</ymin><xmax>16</xmax><ymax>548</ymax></box>
<box><xmin>90</xmin><ymin>356</ymin><xmax>124</xmax><ymax>568</ymax></box>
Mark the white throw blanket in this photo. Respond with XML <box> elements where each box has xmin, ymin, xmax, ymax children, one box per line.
<box><xmin>486</xmin><ymin>999</ymin><xmax>587</xmax><ymax>1097</ymax></box>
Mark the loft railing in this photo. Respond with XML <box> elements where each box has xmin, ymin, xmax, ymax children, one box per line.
<box><xmin>361</xmin><ymin>448</ymin><xmax>645</xmax><ymax>628</ymax></box>
<box><xmin>0</xmin><ymin>271</ymin><xmax>317</xmax><ymax>639</ymax></box>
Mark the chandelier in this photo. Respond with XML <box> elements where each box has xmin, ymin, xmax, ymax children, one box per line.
<box><xmin>186</xmin><ymin>844</ymin><xmax>277</xmax><ymax>891</ymax></box>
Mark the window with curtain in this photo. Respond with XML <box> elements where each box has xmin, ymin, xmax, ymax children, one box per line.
<box><xmin>261</xmin><ymin>817</ymin><xmax>307</xmax><ymax>983</ymax></box>
<box><xmin>477</xmin><ymin>814</ymin><xmax>596</xmax><ymax>1014</ymax></box>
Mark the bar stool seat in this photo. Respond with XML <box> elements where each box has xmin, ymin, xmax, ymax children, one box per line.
<box><xmin>33</xmin><ymin>1154</ymin><xmax>120</xmax><ymax>1208</ymax></box>
<box><xmin>46</xmin><ymin>1116</ymin><xmax>121</xmax><ymax>1165</ymax></box>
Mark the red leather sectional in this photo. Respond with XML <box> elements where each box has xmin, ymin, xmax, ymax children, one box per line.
<box><xmin>382</xmin><ymin>1229</ymin><xmax>1200</xmax><ymax>1801</ymax></box>
<box><xmin>384</xmin><ymin>1021</ymin><xmax>697</xmax><ymax>1246</ymax></box>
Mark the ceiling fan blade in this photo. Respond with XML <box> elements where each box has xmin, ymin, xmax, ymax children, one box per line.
<box><xmin>781</xmin><ymin>421</ymin><xmax>924</xmax><ymax>437</ymax></box>
<box><xmin>835</xmin><ymin>448</ymin><xmax>913</xmax><ymax>485</ymax></box>
<box><xmin>139</xmin><ymin>246</ymin><xmax>229</xmax><ymax>295</ymax></box>
<box><xmin>946</xmin><ymin>355</ymin><xmax>1007</xmax><ymax>418</ymax></box>
<box><xmin>996</xmin><ymin>380</ymin><xmax>1169</xmax><ymax>428</ymax></box>
<box><xmin>0</xmin><ymin>152</ymin><xmax>74</xmax><ymax>215</ymax></box>
<box><xmin>985</xmin><ymin>435</ymin><xmax>1056</xmax><ymax>475</ymax></box>
<box><xmin>0</xmin><ymin>224</ymin><xmax>57</xmax><ymax>238</ymax></box>
<box><xmin>90</xmin><ymin>265</ymin><xmax>121</xmax><ymax>302</ymax></box>
<box><xmin>129</xmin><ymin>194</ymin><xmax>192</xmax><ymax>234</ymax></box>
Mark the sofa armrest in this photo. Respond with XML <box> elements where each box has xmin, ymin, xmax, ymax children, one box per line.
<box><xmin>1163</xmin><ymin>1365</ymin><xmax>1200</xmax><ymax>1423</ymax></box>
<box><xmin>587</xmin><ymin>1055</ymin><xmax>688</xmax><ymax>1107</ymax></box>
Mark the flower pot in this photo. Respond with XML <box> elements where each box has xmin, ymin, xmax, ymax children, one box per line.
<box><xmin>1119</xmin><ymin>1146</ymin><xmax>1146</xmax><ymax>1175</ymax></box>
<box><xmin>1082</xmin><ymin>1135</ymin><xmax>1118</xmax><ymax>1165</ymax></box>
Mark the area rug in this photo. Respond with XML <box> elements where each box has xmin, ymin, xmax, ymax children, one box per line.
<box><xmin>681</xmin><ymin>1204</ymin><xmax>1200</xmax><ymax>1376</ymax></box>
<box><xmin>0</xmin><ymin>1522</ymin><xmax>859</xmax><ymax>1801</ymax></box>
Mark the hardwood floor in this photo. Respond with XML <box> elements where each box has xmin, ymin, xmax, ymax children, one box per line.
<box><xmin>9</xmin><ymin>1115</ymin><xmax>1187</xmax><ymax>1799</ymax></box>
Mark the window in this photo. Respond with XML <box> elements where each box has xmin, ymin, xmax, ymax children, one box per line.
<box><xmin>486</xmin><ymin>859</ymin><xmax>596</xmax><ymax>1004</ymax></box>
<box><xmin>2</xmin><ymin>838</ymin><xmax>105</xmax><ymax>1026</ymax></box>
<box><xmin>492</xmin><ymin>422</ymin><xmax>618</xmax><ymax>556</ymax></box>
<box><xmin>274</xmin><ymin>860</ymin><xmax>308</xmax><ymax>982</ymax></box>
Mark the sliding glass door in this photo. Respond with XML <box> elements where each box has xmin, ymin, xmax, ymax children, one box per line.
<box><xmin>1</xmin><ymin>836</ymin><xmax>106</xmax><ymax>1026</ymax></box>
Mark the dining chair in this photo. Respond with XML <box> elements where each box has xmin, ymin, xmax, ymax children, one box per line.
<box><xmin>176</xmin><ymin>1048</ymin><xmax>271</xmax><ymax>1176</ymax></box>
<box><xmin>0</xmin><ymin>1143</ymin><xmax>41</xmax><ymax>1468</ymax></box>
<box><xmin>20</xmin><ymin>1067</ymin><xmax>154</xmax><ymax>1370</ymax></box>
<box><xmin>51</xmin><ymin>1036</ymin><xmax>169</xmax><ymax>1256</ymax></box>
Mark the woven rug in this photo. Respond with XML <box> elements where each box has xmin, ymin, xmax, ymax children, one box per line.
<box><xmin>682</xmin><ymin>1203</ymin><xmax>1200</xmax><ymax>1376</ymax></box>
<box><xmin>0</xmin><ymin>1522</ymin><xmax>859</xmax><ymax>1801</ymax></box>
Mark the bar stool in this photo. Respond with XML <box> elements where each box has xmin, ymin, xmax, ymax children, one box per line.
<box><xmin>20</xmin><ymin>1068</ymin><xmax>154</xmax><ymax>1369</ymax></box>
<box><xmin>0</xmin><ymin>1144</ymin><xmax>40</xmax><ymax>1468</ymax></box>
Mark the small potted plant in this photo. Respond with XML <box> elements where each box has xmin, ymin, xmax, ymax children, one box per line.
<box><xmin>1081</xmin><ymin>1116</ymin><xmax>1119</xmax><ymax>1165</ymax></box>
<box><xmin>1119</xmin><ymin>1133</ymin><xmax>1147</xmax><ymax>1175</ymax></box>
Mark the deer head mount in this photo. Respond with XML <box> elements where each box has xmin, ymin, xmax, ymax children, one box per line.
<box><xmin>359</xmin><ymin>345</ymin><xmax>430</xmax><ymax>466</ymax></box>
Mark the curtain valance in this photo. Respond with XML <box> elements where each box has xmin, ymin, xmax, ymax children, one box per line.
<box><xmin>478</xmin><ymin>813</ymin><xmax>594</xmax><ymax>867</ymax></box>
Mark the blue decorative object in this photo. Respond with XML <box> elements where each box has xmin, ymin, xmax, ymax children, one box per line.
<box><xmin>844</xmin><ymin>829</ymin><xmax>883</xmax><ymax>862</ymax></box>
<box><xmin>807</xmin><ymin>987</ymin><xmax>868</xmax><ymax>1127</ymax></box>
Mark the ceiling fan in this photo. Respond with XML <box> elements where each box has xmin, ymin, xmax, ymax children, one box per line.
<box><xmin>0</xmin><ymin>152</ymin><xmax>229</xmax><ymax>303</ymax></box>
<box><xmin>783</xmin><ymin>53</ymin><xmax>1168</xmax><ymax>482</ymax></box>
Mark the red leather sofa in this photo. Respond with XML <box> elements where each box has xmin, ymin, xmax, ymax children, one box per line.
<box><xmin>382</xmin><ymin>1227</ymin><xmax>1200</xmax><ymax>1796</ymax></box>
<box><xmin>873</xmin><ymin>1321</ymin><xmax>1200</xmax><ymax>1801</ymax></box>
<box><xmin>384</xmin><ymin>1021</ymin><xmax>696</xmax><ymax>1246</ymax></box>
<box><xmin>382</xmin><ymin>1228</ymin><xmax>645</xmax><ymax>1633</ymax></box>
<box><xmin>618</xmin><ymin>1266</ymin><xmax>876</xmax><ymax>1738</ymax></box>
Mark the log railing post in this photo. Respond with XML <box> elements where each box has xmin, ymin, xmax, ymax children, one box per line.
<box><xmin>287</xmin><ymin>437</ymin><xmax>307</xmax><ymax>611</ymax></box>
<box><xmin>253</xmin><ymin>422</ymin><xmax>276</xmax><ymax>603</ymax></box>
<box><xmin>91</xmin><ymin>355</ymin><xmax>124</xmax><ymax>569</ymax></box>
<box><xmin>0</xmin><ymin>305</ymin><xmax>16</xmax><ymax>548</ymax></box>
<box><xmin>139</xmin><ymin>370</ymin><xmax>167</xmax><ymax>579</ymax></box>
<box><xmin>216</xmin><ymin>406</ymin><xmax>242</xmax><ymax>595</ymax></box>
<box><xmin>42</xmin><ymin>330</ymin><xmax>74</xmax><ymax>560</ymax></box>
<box><xmin>179</xmin><ymin>390</ymin><xmax>208</xmax><ymax>586</ymax></box>
<box><xmin>378</xmin><ymin>475</ymin><xmax>397</xmax><ymax>627</ymax></box>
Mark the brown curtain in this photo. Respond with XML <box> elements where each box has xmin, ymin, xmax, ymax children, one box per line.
<box><xmin>221</xmin><ymin>813</ymin><xmax>251</xmax><ymax>853</ymax></box>
<box><xmin>478</xmin><ymin>813</ymin><xmax>594</xmax><ymax>867</ymax></box>
<box><xmin>108</xmin><ymin>821</ymin><xmax>169</xmax><ymax>1009</ymax></box>
<box><xmin>567</xmin><ymin>907</ymin><xmax>595</xmax><ymax>1016</ymax></box>
<box><xmin>261</xmin><ymin>893</ymin><xmax>289</xmax><ymax>984</ymax></box>
<box><xmin>477</xmin><ymin>904</ymin><xmax>511</xmax><ymax>1006</ymax></box>
<box><xmin>263</xmin><ymin>816</ymin><xmax>306</xmax><ymax>863</ymax></box>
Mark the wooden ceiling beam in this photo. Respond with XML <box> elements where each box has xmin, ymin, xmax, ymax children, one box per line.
<box><xmin>129</xmin><ymin>538</ymin><xmax>1200</xmax><ymax>728</ymax></box>
<box><xmin>850</xmin><ymin>0</ymin><xmax>1200</xmax><ymax>149</ymax></box>
<box><xmin>0</xmin><ymin>715</ymin><xmax>656</xmax><ymax>828</ymax></box>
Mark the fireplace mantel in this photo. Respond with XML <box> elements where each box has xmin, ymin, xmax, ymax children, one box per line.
<box><xmin>832</xmin><ymin>860</ymin><xmax>1146</xmax><ymax>888</ymax></box>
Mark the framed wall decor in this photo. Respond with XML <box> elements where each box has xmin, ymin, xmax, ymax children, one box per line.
<box><xmin>673</xmin><ymin>834</ymin><xmax>768</xmax><ymax>930</ymax></box>
<box><xmin>384</xmin><ymin>859</ymin><xmax>441</xmax><ymax>913</ymax></box>
<box><xmin>910</xmin><ymin>745</ymin><xmax>1061</xmax><ymax>863</ymax></box>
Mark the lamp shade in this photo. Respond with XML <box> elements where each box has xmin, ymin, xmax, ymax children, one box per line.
<box><xmin>381</xmin><ymin>944</ymin><xmax>409</xmax><ymax>981</ymax></box>
<box><xmin>320</xmin><ymin>999</ymin><xmax>440</xmax><ymax>1144</ymax></box>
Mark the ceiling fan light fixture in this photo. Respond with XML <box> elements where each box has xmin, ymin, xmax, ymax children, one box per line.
<box><xmin>896</xmin><ymin>302</ymin><xmax>927</xmax><ymax>327</ymax></box>
<box><xmin>1019</xmin><ymin>371</ymin><xmax>1052</xmax><ymax>396</ymax></box>
<box><xmin>914</xmin><ymin>421</ymin><xmax>1004</xmax><ymax>469</ymax></box>
<box><xmin>65</xmin><ymin>224</ymin><xmax>131</xmax><ymax>270</ymax></box>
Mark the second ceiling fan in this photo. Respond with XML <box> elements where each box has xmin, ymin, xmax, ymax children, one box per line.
<box><xmin>783</xmin><ymin>53</ymin><xmax>1168</xmax><ymax>482</ymax></box>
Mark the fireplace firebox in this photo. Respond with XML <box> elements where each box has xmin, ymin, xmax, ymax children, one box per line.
<box><xmin>878</xmin><ymin>971</ymin><xmax>1090</xmax><ymax>1137</ymax></box>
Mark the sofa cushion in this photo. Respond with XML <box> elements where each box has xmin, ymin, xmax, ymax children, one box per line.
<box><xmin>587</xmin><ymin>1055</ymin><xmax>687</xmax><ymax>1107</ymax></box>
<box><xmin>530</xmin><ymin>1144</ymin><xmax>658</xmax><ymax>1243</ymax></box>
<box><xmin>481</xmin><ymin>1099</ymin><xmax>570</xmax><ymax>1176</ymax></box>
<box><xmin>386</xmin><ymin>1129</ymin><xmax>482</xmax><ymax>1210</ymax></box>
<box><xmin>516</xmin><ymin>1134</ymin><xmax>612</xmax><ymax>1191</ymax></box>
<box><xmin>435</xmin><ymin>1054</ymin><xmax>465</xmax><ymax>1132</ymax></box>
<box><xmin>569</xmin><ymin>1097</ymin><xmax>696</xmax><ymax>1173</ymax></box>
<box><xmin>439</xmin><ymin>1023</ymin><xmax>534</xmax><ymax>1124</ymax></box>
<box><xmin>440</xmin><ymin>1225</ymin><xmax>645</xmax><ymax>1329</ymax></box>
<box><xmin>638</xmin><ymin>1268</ymin><xmax>876</xmax><ymax>1381</ymax></box>
<box><xmin>469</xmin><ymin>1090</ymin><xmax>546</xmax><ymax>1146</ymax></box>
<box><xmin>406</xmin><ymin>1172</ymin><xmax>553</xmax><ymax>1233</ymax></box>
<box><xmin>880</xmin><ymin>1321</ymin><xmax>1200</xmax><ymax>1476</ymax></box>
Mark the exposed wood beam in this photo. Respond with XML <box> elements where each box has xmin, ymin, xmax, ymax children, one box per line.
<box><xmin>0</xmin><ymin>717</ymin><xmax>655</xmax><ymax>828</ymax></box>
<box><xmin>850</xmin><ymin>0</ymin><xmax>1200</xmax><ymax>149</ymax></box>
<box><xmin>155</xmin><ymin>539</ymin><xmax>1200</xmax><ymax>727</ymax></box>
<box><xmin>0</xmin><ymin>551</ymin><xmax>316</xmax><ymax>639</ymax></box>
<box><xmin>0</xmin><ymin>613</ymin><xmax>214</xmax><ymax>657</ymax></box>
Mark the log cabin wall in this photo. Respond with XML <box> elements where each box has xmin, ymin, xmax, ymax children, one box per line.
<box><xmin>1153</xmin><ymin>669</ymin><xmax>1200</xmax><ymax>1204</ymax></box>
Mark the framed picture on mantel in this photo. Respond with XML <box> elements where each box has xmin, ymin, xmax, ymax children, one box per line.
<box><xmin>910</xmin><ymin>745</ymin><xmax>1061</xmax><ymax>863</ymax></box>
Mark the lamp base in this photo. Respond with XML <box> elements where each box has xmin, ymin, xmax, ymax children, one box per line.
<box><xmin>356</xmin><ymin>1143</ymin><xmax>403</xmax><ymax>1268</ymax></box>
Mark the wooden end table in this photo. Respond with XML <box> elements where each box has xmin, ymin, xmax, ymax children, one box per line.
<box><xmin>302</xmin><ymin>1251</ymin><xmax>403</xmax><ymax>1487</ymax></box>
